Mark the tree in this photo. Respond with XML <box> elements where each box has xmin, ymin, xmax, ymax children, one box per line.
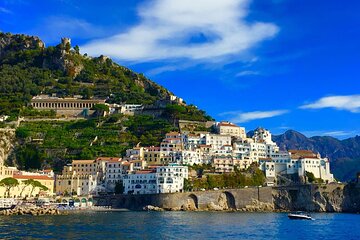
<box><xmin>16</xmin><ymin>144</ymin><xmax>43</xmax><ymax>170</ymax></box>
<box><xmin>19</xmin><ymin>179</ymin><xmax>34</xmax><ymax>198</ymax></box>
<box><xmin>306</xmin><ymin>171</ymin><xmax>316</xmax><ymax>183</ymax></box>
<box><xmin>183</xmin><ymin>179</ymin><xmax>192</xmax><ymax>191</ymax></box>
<box><xmin>92</xmin><ymin>104</ymin><xmax>110</xmax><ymax>121</ymax></box>
<box><xmin>92</xmin><ymin>104</ymin><xmax>109</xmax><ymax>113</ymax></box>
<box><xmin>74</xmin><ymin>45</ymin><xmax>80</xmax><ymax>54</ymax></box>
<box><xmin>15</xmin><ymin>127</ymin><xmax>30</xmax><ymax>139</ymax></box>
<box><xmin>0</xmin><ymin>177</ymin><xmax>19</xmax><ymax>197</ymax></box>
<box><xmin>29</xmin><ymin>180</ymin><xmax>48</xmax><ymax>197</ymax></box>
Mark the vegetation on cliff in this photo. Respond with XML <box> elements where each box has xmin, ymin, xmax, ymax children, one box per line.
<box><xmin>186</xmin><ymin>164</ymin><xmax>266</xmax><ymax>191</ymax></box>
<box><xmin>0</xmin><ymin>32</ymin><xmax>211</xmax><ymax>120</ymax></box>
<box><xmin>0</xmin><ymin>32</ymin><xmax>212</xmax><ymax>172</ymax></box>
<box><xmin>12</xmin><ymin>114</ymin><xmax>177</xmax><ymax>172</ymax></box>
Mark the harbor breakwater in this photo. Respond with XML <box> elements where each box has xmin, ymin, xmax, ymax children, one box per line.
<box><xmin>0</xmin><ymin>207</ymin><xmax>61</xmax><ymax>216</ymax></box>
<box><xmin>94</xmin><ymin>183</ymin><xmax>360</xmax><ymax>213</ymax></box>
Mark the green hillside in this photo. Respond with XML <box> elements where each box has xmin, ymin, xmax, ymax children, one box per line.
<box><xmin>0</xmin><ymin>32</ymin><xmax>213</xmax><ymax>172</ymax></box>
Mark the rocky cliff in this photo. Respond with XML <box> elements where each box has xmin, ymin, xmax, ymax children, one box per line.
<box><xmin>95</xmin><ymin>184</ymin><xmax>360</xmax><ymax>213</ymax></box>
<box><xmin>0</xmin><ymin>32</ymin><xmax>45</xmax><ymax>58</ymax></box>
<box><xmin>273</xmin><ymin>184</ymin><xmax>360</xmax><ymax>213</ymax></box>
<box><xmin>0</xmin><ymin>128</ymin><xmax>16</xmax><ymax>164</ymax></box>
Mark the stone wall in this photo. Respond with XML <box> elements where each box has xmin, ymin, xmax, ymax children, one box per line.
<box><xmin>94</xmin><ymin>187</ymin><xmax>274</xmax><ymax>211</ymax></box>
<box><xmin>94</xmin><ymin>184</ymin><xmax>360</xmax><ymax>212</ymax></box>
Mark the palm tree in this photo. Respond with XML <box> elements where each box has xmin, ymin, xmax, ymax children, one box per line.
<box><xmin>0</xmin><ymin>177</ymin><xmax>19</xmax><ymax>198</ymax></box>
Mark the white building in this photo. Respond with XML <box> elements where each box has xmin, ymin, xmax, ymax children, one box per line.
<box><xmin>259</xmin><ymin>150</ymin><xmax>334</xmax><ymax>185</ymax></box>
<box><xmin>126</xmin><ymin>146</ymin><xmax>145</xmax><ymax>160</ymax></box>
<box><xmin>123</xmin><ymin>170</ymin><xmax>157</xmax><ymax>194</ymax></box>
<box><xmin>177</xmin><ymin>150</ymin><xmax>202</xmax><ymax>166</ymax></box>
<box><xmin>288</xmin><ymin>150</ymin><xmax>334</xmax><ymax>183</ymax></box>
<box><xmin>205</xmin><ymin>134</ymin><xmax>232</xmax><ymax>151</ymax></box>
<box><xmin>120</xmin><ymin>104</ymin><xmax>143</xmax><ymax>115</ymax></box>
<box><xmin>123</xmin><ymin>165</ymin><xmax>188</xmax><ymax>195</ymax></box>
<box><xmin>253</xmin><ymin>127</ymin><xmax>274</xmax><ymax>144</ymax></box>
<box><xmin>183</xmin><ymin>133</ymin><xmax>203</xmax><ymax>150</ymax></box>
<box><xmin>105</xmin><ymin>159</ymin><xmax>127</xmax><ymax>191</ymax></box>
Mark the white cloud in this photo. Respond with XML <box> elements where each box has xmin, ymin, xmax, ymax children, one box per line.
<box><xmin>0</xmin><ymin>7</ymin><xmax>12</xmax><ymax>14</ymax></box>
<box><xmin>235</xmin><ymin>70</ymin><xmax>260</xmax><ymax>77</ymax></box>
<box><xmin>300</xmin><ymin>95</ymin><xmax>360</xmax><ymax>113</ymax></box>
<box><xmin>81</xmin><ymin>0</ymin><xmax>278</xmax><ymax>63</ymax></box>
<box><xmin>220</xmin><ymin>110</ymin><xmax>289</xmax><ymax>123</ymax></box>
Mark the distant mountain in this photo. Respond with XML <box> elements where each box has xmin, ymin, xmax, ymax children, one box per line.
<box><xmin>272</xmin><ymin>130</ymin><xmax>360</xmax><ymax>181</ymax></box>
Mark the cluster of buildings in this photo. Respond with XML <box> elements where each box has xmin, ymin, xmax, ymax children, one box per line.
<box><xmin>0</xmin><ymin>120</ymin><xmax>335</xmax><ymax>198</ymax></box>
<box><xmin>54</xmin><ymin>121</ymin><xmax>334</xmax><ymax>196</ymax></box>
<box><xmin>30</xmin><ymin>93</ymin><xmax>185</xmax><ymax>117</ymax></box>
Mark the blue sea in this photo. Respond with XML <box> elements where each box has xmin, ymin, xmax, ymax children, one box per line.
<box><xmin>0</xmin><ymin>212</ymin><xmax>359</xmax><ymax>239</ymax></box>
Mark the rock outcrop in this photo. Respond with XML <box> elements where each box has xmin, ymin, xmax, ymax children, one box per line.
<box><xmin>0</xmin><ymin>32</ymin><xmax>45</xmax><ymax>58</ymax></box>
<box><xmin>143</xmin><ymin>205</ymin><xmax>164</xmax><ymax>211</ymax></box>
<box><xmin>0</xmin><ymin>128</ymin><xmax>16</xmax><ymax>164</ymax></box>
<box><xmin>42</xmin><ymin>37</ymin><xmax>84</xmax><ymax>78</ymax></box>
<box><xmin>0</xmin><ymin>207</ymin><xmax>61</xmax><ymax>216</ymax></box>
<box><xmin>180</xmin><ymin>199</ymin><xmax>197</xmax><ymax>211</ymax></box>
<box><xmin>273</xmin><ymin>184</ymin><xmax>360</xmax><ymax>213</ymax></box>
<box><xmin>238</xmin><ymin>199</ymin><xmax>274</xmax><ymax>212</ymax></box>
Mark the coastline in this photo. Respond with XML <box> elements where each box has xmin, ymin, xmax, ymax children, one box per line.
<box><xmin>94</xmin><ymin>183</ymin><xmax>360</xmax><ymax>213</ymax></box>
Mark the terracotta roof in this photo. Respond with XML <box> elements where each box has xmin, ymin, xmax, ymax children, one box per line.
<box><xmin>72</xmin><ymin>160</ymin><xmax>95</xmax><ymax>164</ymax></box>
<box><xmin>166</xmin><ymin>132</ymin><xmax>180</xmax><ymax>136</ymax></box>
<box><xmin>146</xmin><ymin>147</ymin><xmax>160</xmax><ymax>150</ymax></box>
<box><xmin>147</xmin><ymin>166</ymin><xmax>159</xmax><ymax>169</ymax></box>
<box><xmin>289</xmin><ymin>150</ymin><xmax>314</xmax><ymax>154</ymax></box>
<box><xmin>289</xmin><ymin>150</ymin><xmax>318</xmax><ymax>159</ymax></box>
<box><xmin>96</xmin><ymin>157</ymin><xmax>121</xmax><ymax>161</ymax></box>
<box><xmin>135</xmin><ymin>170</ymin><xmax>155</xmax><ymax>174</ymax></box>
<box><xmin>291</xmin><ymin>156</ymin><xmax>319</xmax><ymax>159</ymax></box>
<box><xmin>13</xmin><ymin>175</ymin><xmax>54</xmax><ymax>180</ymax></box>
<box><xmin>218</xmin><ymin>122</ymin><xmax>238</xmax><ymax>127</ymax></box>
<box><xmin>130</xmin><ymin>160</ymin><xmax>143</xmax><ymax>163</ymax></box>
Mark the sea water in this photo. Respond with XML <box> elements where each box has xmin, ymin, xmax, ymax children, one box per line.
<box><xmin>1</xmin><ymin>212</ymin><xmax>359</xmax><ymax>239</ymax></box>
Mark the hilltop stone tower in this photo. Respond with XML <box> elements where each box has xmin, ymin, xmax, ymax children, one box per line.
<box><xmin>61</xmin><ymin>37</ymin><xmax>71</xmax><ymax>54</ymax></box>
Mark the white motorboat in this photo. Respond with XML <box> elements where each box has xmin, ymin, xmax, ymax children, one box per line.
<box><xmin>288</xmin><ymin>212</ymin><xmax>313</xmax><ymax>220</ymax></box>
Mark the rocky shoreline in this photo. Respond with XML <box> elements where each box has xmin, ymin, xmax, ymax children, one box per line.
<box><xmin>0</xmin><ymin>207</ymin><xmax>62</xmax><ymax>216</ymax></box>
<box><xmin>143</xmin><ymin>199</ymin><xmax>275</xmax><ymax>212</ymax></box>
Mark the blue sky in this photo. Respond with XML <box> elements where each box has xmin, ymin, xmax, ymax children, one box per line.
<box><xmin>1</xmin><ymin>0</ymin><xmax>360</xmax><ymax>139</ymax></box>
